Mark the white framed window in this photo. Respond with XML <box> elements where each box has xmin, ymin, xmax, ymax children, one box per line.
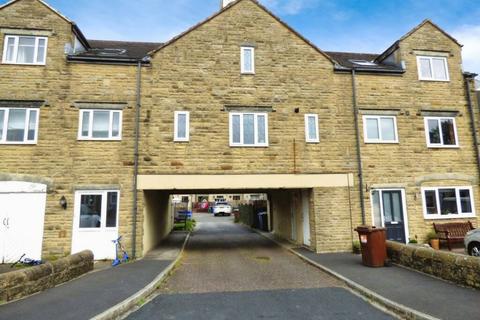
<box><xmin>424</xmin><ymin>116</ymin><xmax>458</xmax><ymax>148</ymax></box>
<box><xmin>78</xmin><ymin>109</ymin><xmax>122</xmax><ymax>140</ymax></box>
<box><xmin>422</xmin><ymin>186</ymin><xmax>475</xmax><ymax>219</ymax></box>
<box><xmin>0</xmin><ymin>108</ymin><xmax>39</xmax><ymax>144</ymax></box>
<box><xmin>304</xmin><ymin>114</ymin><xmax>319</xmax><ymax>143</ymax></box>
<box><xmin>241</xmin><ymin>46</ymin><xmax>255</xmax><ymax>74</ymax></box>
<box><xmin>229</xmin><ymin>112</ymin><xmax>268</xmax><ymax>147</ymax></box>
<box><xmin>2</xmin><ymin>35</ymin><xmax>48</xmax><ymax>65</ymax></box>
<box><xmin>417</xmin><ymin>56</ymin><xmax>449</xmax><ymax>81</ymax></box>
<box><xmin>363</xmin><ymin>115</ymin><xmax>398</xmax><ymax>143</ymax></box>
<box><xmin>75</xmin><ymin>190</ymin><xmax>119</xmax><ymax>229</ymax></box>
<box><xmin>174</xmin><ymin>111</ymin><xmax>190</xmax><ymax>142</ymax></box>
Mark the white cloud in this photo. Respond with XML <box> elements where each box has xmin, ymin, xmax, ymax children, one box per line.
<box><xmin>261</xmin><ymin>0</ymin><xmax>320</xmax><ymax>15</ymax></box>
<box><xmin>452</xmin><ymin>24</ymin><xmax>480</xmax><ymax>75</ymax></box>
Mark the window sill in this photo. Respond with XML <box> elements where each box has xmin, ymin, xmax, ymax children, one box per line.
<box><xmin>1</xmin><ymin>62</ymin><xmax>46</xmax><ymax>66</ymax></box>
<box><xmin>306</xmin><ymin>140</ymin><xmax>320</xmax><ymax>144</ymax></box>
<box><xmin>77</xmin><ymin>138</ymin><xmax>122</xmax><ymax>141</ymax></box>
<box><xmin>426</xmin><ymin>145</ymin><xmax>459</xmax><ymax>149</ymax></box>
<box><xmin>0</xmin><ymin>141</ymin><xmax>37</xmax><ymax>145</ymax></box>
<box><xmin>424</xmin><ymin>214</ymin><xmax>476</xmax><ymax>220</ymax></box>
<box><xmin>230</xmin><ymin>144</ymin><xmax>269</xmax><ymax>148</ymax></box>
<box><xmin>364</xmin><ymin>140</ymin><xmax>399</xmax><ymax>144</ymax></box>
<box><xmin>240</xmin><ymin>72</ymin><xmax>255</xmax><ymax>75</ymax></box>
<box><xmin>418</xmin><ymin>78</ymin><xmax>450</xmax><ymax>82</ymax></box>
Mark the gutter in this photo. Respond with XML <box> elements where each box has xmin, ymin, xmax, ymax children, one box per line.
<box><xmin>131</xmin><ymin>58</ymin><xmax>145</xmax><ymax>258</ymax></box>
<box><xmin>352</xmin><ymin>68</ymin><xmax>366</xmax><ymax>224</ymax></box>
<box><xmin>67</xmin><ymin>55</ymin><xmax>149</xmax><ymax>65</ymax></box>
<box><xmin>334</xmin><ymin>66</ymin><xmax>405</xmax><ymax>74</ymax></box>
<box><xmin>463</xmin><ymin>72</ymin><xmax>480</xmax><ymax>184</ymax></box>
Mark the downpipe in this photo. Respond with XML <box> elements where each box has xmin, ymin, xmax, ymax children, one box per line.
<box><xmin>464</xmin><ymin>72</ymin><xmax>480</xmax><ymax>184</ymax></box>
<box><xmin>352</xmin><ymin>69</ymin><xmax>366</xmax><ymax>225</ymax></box>
<box><xmin>131</xmin><ymin>59</ymin><xmax>142</xmax><ymax>258</ymax></box>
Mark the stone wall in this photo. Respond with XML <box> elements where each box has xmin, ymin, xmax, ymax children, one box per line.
<box><xmin>387</xmin><ymin>241</ymin><xmax>480</xmax><ymax>289</ymax></box>
<box><xmin>0</xmin><ymin>250</ymin><xmax>94</xmax><ymax>303</ymax></box>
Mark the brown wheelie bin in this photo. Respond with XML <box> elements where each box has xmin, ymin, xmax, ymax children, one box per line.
<box><xmin>354</xmin><ymin>226</ymin><xmax>387</xmax><ymax>267</ymax></box>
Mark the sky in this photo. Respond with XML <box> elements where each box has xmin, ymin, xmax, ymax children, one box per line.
<box><xmin>4</xmin><ymin>0</ymin><xmax>480</xmax><ymax>75</ymax></box>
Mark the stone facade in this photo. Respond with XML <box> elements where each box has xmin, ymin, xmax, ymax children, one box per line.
<box><xmin>0</xmin><ymin>0</ymin><xmax>137</xmax><ymax>258</ymax></box>
<box><xmin>357</xmin><ymin>22</ymin><xmax>480</xmax><ymax>242</ymax></box>
<box><xmin>0</xmin><ymin>0</ymin><xmax>479</xmax><ymax>258</ymax></box>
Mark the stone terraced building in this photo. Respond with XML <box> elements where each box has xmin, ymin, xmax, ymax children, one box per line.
<box><xmin>0</xmin><ymin>0</ymin><xmax>478</xmax><ymax>261</ymax></box>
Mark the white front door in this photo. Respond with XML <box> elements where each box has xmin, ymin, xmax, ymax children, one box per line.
<box><xmin>302</xmin><ymin>190</ymin><xmax>311</xmax><ymax>246</ymax></box>
<box><xmin>71</xmin><ymin>190</ymin><xmax>119</xmax><ymax>260</ymax></box>
<box><xmin>0</xmin><ymin>181</ymin><xmax>47</xmax><ymax>263</ymax></box>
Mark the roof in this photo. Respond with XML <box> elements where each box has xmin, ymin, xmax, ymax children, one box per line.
<box><xmin>326</xmin><ymin>51</ymin><xmax>404</xmax><ymax>73</ymax></box>
<box><xmin>0</xmin><ymin>0</ymin><xmax>71</xmax><ymax>23</ymax></box>
<box><xmin>68</xmin><ymin>40</ymin><xmax>162</xmax><ymax>64</ymax></box>
<box><xmin>0</xmin><ymin>0</ymin><xmax>90</xmax><ymax>49</ymax></box>
<box><xmin>148</xmin><ymin>0</ymin><xmax>336</xmax><ymax>65</ymax></box>
<box><xmin>399</xmin><ymin>19</ymin><xmax>462</xmax><ymax>47</ymax></box>
<box><xmin>376</xmin><ymin>19</ymin><xmax>461</xmax><ymax>64</ymax></box>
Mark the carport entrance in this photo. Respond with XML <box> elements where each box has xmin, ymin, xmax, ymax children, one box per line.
<box><xmin>138</xmin><ymin>173</ymin><xmax>354</xmax><ymax>256</ymax></box>
<box><xmin>141</xmin><ymin>188</ymin><xmax>315</xmax><ymax>256</ymax></box>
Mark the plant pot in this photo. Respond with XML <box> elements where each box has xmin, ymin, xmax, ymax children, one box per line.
<box><xmin>430</xmin><ymin>239</ymin><xmax>440</xmax><ymax>250</ymax></box>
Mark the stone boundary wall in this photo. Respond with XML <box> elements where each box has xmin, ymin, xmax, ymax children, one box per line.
<box><xmin>0</xmin><ymin>250</ymin><xmax>94</xmax><ymax>303</ymax></box>
<box><xmin>386</xmin><ymin>241</ymin><xmax>480</xmax><ymax>289</ymax></box>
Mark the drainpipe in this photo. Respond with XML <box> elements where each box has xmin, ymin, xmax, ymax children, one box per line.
<box><xmin>463</xmin><ymin>72</ymin><xmax>480</xmax><ymax>184</ymax></box>
<box><xmin>132</xmin><ymin>59</ymin><xmax>143</xmax><ymax>258</ymax></box>
<box><xmin>351</xmin><ymin>68</ymin><xmax>366</xmax><ymax>225</ymax></box>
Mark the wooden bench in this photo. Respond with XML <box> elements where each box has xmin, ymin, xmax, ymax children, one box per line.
<box><xmin>433</xmin><ymin>221</ymin><xmax>474</xmax><ymax>250</ymax></box>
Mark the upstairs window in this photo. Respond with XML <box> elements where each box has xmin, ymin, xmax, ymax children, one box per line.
<box><xmin>424</xmin><ymin>117</ymin><xmax>458</xmax><ymax>147</ymax></box>
<box><xmin>0</xmin><ymin>108</ymin><xmax>39</xmax><ymax>144</ymax></box>
<box><xmin>78</xmin><ymin>110</ymin><xmax>122</xmax><ymax>140</ymax></box>
<box><xmin>241</xmin><ymin>47</ymin><xmax>255</xmax><ymax>74</ymax></box>
<box><xmin>174</xmin><ymin>111</ymin><xmax>190</xmax><ymax>142</ymax></box>
<box><xmin>417</xmin><ymin>56</ymin><xmax>449</xmax><ymax>81</ymax></box>
<box><xmin>2</xmin><ymin>35</ymin><xmax>48</xmax><ymax>65</ymax></box>
<box><xmin>304</xmin><ymin>114</ymin><xmax>319</xmax><ymax>143</ymax></box>
<box><xmin>229</xmin><ymin>112</ymin><xmax>268</xmax><ymax>147</ymax></box>
<box><xmin>363</xmin><ymin>115</ymin><xmax>398</xmax><ymax>143</ymax></box>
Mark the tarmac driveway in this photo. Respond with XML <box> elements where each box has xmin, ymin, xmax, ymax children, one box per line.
<box><xmin>127</xmin><ymin>213</ymin><xmax>393</xmax><ymax>320</ymax></box>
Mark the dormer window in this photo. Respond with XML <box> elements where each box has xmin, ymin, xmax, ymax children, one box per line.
<box><xmin>2</xmin><ymin>35</ymin><xmax>48</xmax><ymax>65</ymax></box>
<box><xmin>241</xmin><ymin>46</ymin><xmax>255</xmax><ymax>74</ymax></box>
<box><xmin>417</xmin><ymin>56</ymin><xmax>449</xmax><ymax>81</ymax></box>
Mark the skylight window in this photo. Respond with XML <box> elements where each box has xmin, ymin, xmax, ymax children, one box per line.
<box><xmin>350</xmin><ymin>60</ymin><xmax>377</xmax><ymax>66</ymax></box>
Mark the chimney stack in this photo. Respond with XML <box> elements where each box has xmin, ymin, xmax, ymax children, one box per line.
<box><xmin>222</xmin><ymin>0</ymin><xmax>236</xmax><ymax>8</ymax></box>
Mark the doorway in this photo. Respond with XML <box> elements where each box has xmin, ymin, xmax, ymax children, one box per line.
<box><xmin>371</xmin><ymin>189</ymin><xmax>408</xmax><ymax>243</ymax></box>
<box><xmin>71</xmin><ymin>190</ymin><xmax>119</xmax><ymax>260</ymax></box>
<box><xmin>301</xmin><ymin>190</ymin><xmax>311</xmax><ymax>246</ymax></box>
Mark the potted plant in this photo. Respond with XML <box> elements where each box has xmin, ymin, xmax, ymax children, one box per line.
<box><xmin>427</xmin><ymin>231</ymin><xmax>440</xmax><ymax>250</ymax></box>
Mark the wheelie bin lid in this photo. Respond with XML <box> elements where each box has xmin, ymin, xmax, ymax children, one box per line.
<box><xmin>354</xmin><ymin>225</ymin><xmax>386</xmax><ymax>233</ymax></box>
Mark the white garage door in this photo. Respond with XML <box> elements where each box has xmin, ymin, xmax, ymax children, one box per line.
<box><xmin>0</xmin><ymin>181</ymin><xmax>47</xmax><ymax>263</ymax></box>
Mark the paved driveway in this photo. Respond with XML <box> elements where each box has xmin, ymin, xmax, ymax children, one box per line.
<box><xmin>127</xmin><ymin>213</ymin><xmax>393</xmax><ymax>320</ymax></box>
